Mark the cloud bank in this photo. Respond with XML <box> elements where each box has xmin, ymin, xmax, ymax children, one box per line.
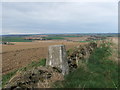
<box><xmin>2</xmin><ymin>2</ymin><xmax>118</xmax><ymax>34</ymax></box>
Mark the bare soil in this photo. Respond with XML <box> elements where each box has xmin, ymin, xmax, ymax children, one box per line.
<box><xmin>64</xmin><ymin>36</ymin><xmax>90</xmax><ymax>41</ymax></box>
<box><xmin>2</xmin><ymin>41</ymin><xmax>86</xmax><ymax>74</ymax></box>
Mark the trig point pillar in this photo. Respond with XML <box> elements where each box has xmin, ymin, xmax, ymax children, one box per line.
<box><xmin>46</xmin><ymin>45</ymin><xmax>69</xmax><ymax>75</ymax></box>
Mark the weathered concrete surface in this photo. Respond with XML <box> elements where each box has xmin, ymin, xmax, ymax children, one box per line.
<box><xmin>46</xmin><ymin>45</ymin><xmax>69</xmax><ymax>75</ymax></box>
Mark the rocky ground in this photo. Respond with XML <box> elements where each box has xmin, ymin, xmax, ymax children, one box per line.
<box><xmin>4</xmin><ymin>66</ymin><xmax>64</xmax><ymax>89</ymax></box>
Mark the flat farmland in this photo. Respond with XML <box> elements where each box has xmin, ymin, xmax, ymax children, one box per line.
<box><xmin>2</xmin><ymin>41</ymin><xmax>87</xmax><ymax>74</ymax></box>
<box><xmin>64</xmin><ymin>36</ymin><xmax>90</xmax><ymax>41</ymax></box>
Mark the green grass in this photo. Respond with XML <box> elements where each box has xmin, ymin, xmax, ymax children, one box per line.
<box><xmin>2</xmin><ymin>37</ymin><xmax>32</xmax><ymax>42</ymax></box>
<box><xmin>2</xmin><ymin>36</ymin><xmax>64</xmax><ymax>42</ymax></box>
<box><xmin>2</xmin><ymin>58</ymin><xmax>46</xmax><ymax>87</ymax></box>
<box><xmin>79</xmin><ymin>41</ymin><xmax>93</xmax><ymax>43</ymax></box>
<box><xmin>43</xmin><ymin>37</ymin><xmax>65</xmax><ymax>40</ymax></box>
<box><xmin>19</xmin><ymin>58</ymin><xmax>46</xmax><ymax>71</ymax></box>
<box><xmin>28</xmin><ymin>58</ymin><xmax>46</xmax><ymax>67</ymax></box>
<box><xmin>53</xmin><ymin>42</ymin><xmax>119</xmax><ymax>88</ymax></box>
<box><xmin>2</xmin><ymin>70</ymin><xmax>18</xmax><ymax>87</ymax></box>
<box><xmin>62</xmin><ymin>36</ymin><xmax>81</xmax><ymax>37</ymax></box>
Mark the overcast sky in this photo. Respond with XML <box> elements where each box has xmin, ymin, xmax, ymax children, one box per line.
<box><xmin>2</xmin><ymin>1</ymin><xmax>118</xmax><ymax>35</ymax></box>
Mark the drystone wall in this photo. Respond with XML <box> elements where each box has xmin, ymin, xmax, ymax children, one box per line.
<box><xmin>67</xmin><ymin>42</ymin><xmax>97</xmax><ymax>72</ymax></box>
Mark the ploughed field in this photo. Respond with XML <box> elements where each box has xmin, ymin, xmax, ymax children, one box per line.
<box><xmin>2</xmin><ymin>41</ymin><xmax>87</xmax><ymax>74</ymax></box>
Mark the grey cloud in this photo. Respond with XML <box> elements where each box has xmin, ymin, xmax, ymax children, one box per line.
<box><xmin>2</xmin><ymin>2</ymin><xmax>117</xmax><ymax>34</ymax></box>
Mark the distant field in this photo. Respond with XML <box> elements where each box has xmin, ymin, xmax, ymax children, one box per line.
<box><xmin>2</xmin><ymin>37</ymin><xmax>32</xmax><ymax>42</ymax></box>
<box><xmin>2</xmin><ymin>34</ymin><xmax>115</xmax><ymax>42</ymax></box>
<box><xmin>42</xmin><ymin>36</ymin><xmax>83</xmax><ymax>40</ymax></box>
<box><xmin>79</xmin><ymin>41</ymin><xmax>93</xmax><ymax>43</ymax></box>
<box><xmin>79</xmin><ymin>39</ymin><xmax>106</xmax><ymax>43</ymax></box>
<box><xmin>51</xmin><ymin>36</ymin><xmax>81</xmax><ymax>37</ymax></box>
<box><xmin>2</xmin><ymin>36</ymin><xmax>86</xmax><ymax>42</ymax></box>
<box><xmin>44</xmin><ymin>37</ymin><xmax>65</xmax><ymax>40</ymax></box>
<box><xmin>2</xmin><ymin>36</ymin><xmax>66</xmax><ymax>42</ymax></box>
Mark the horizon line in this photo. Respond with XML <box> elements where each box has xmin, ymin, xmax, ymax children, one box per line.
<box><xmin>1</xmin><ymin>32</ymin><xmax>118</xmax><ymax>36</ymax></box>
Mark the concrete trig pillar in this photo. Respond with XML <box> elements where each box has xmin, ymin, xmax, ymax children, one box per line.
<box><xmin>46</xmin><ymin>45</ymin><xmax>69</xmax><ymax>75</ymax></box>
